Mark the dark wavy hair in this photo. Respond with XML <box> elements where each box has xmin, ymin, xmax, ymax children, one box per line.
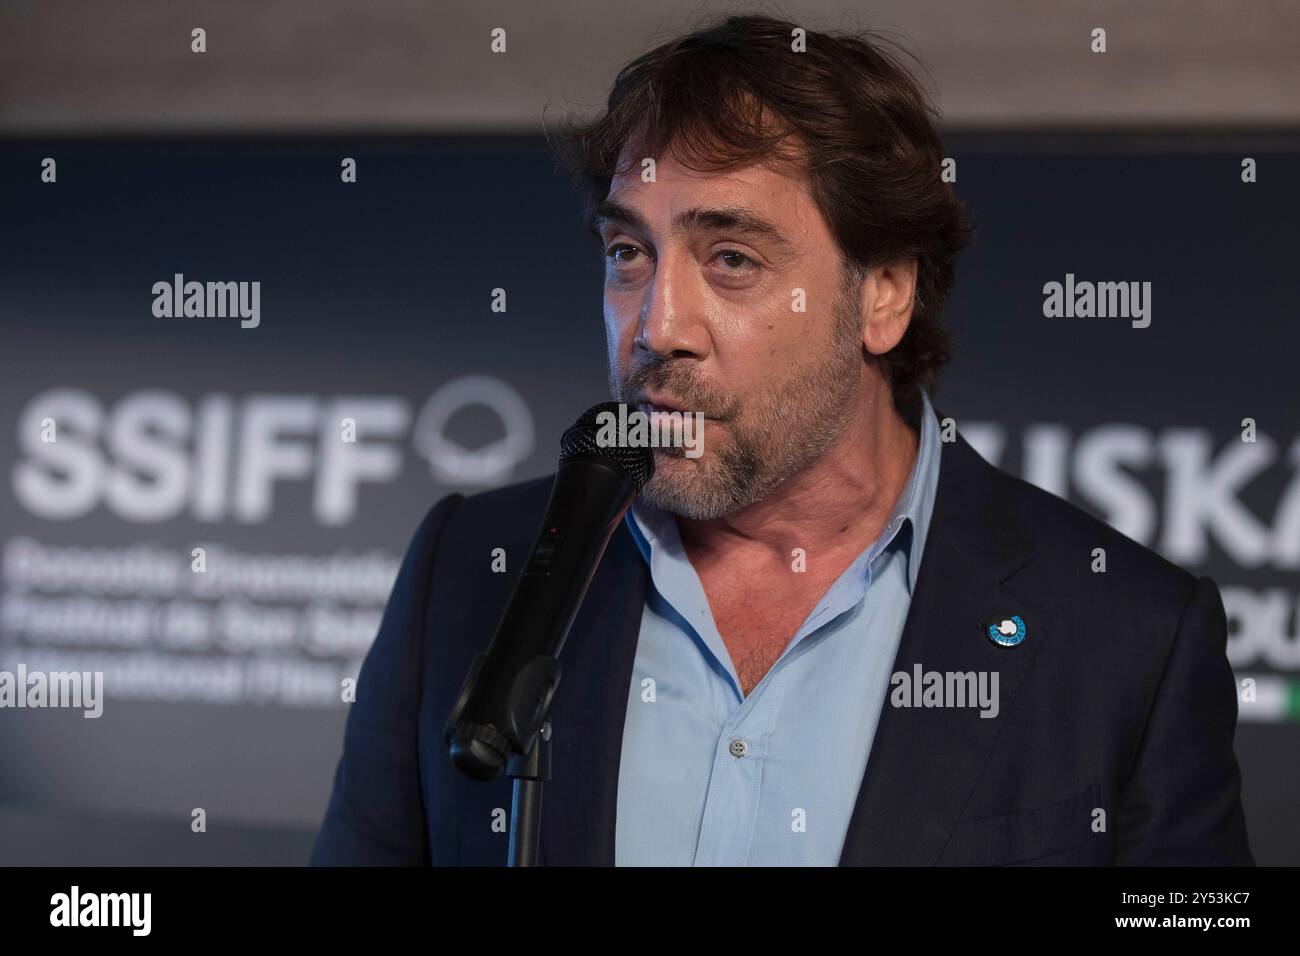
<box><xmin>547</xmin><ymin>12</ymin><xmax>974</xmax><ymax>407</ymax></box>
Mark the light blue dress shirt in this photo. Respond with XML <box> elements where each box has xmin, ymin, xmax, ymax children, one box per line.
<box><xmin>614</xmin><ymin>389</ymin><xmax>943</xmax><ymax>865</ymax></box>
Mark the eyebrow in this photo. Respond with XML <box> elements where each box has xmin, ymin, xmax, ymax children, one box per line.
<box><xmin>593</xmin><ymin>199</ymin><xmax>793</xmax><ymax>253</ymax></box>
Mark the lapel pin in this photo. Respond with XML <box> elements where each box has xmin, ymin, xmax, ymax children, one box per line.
<box><xmin>985</xmin><ymin>613</ymin><xmax>1026</xmax><ymax>647</ymax></box>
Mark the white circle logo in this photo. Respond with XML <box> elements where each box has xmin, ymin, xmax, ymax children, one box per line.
<box><xmin>412</xmin><ymin>375</ymin><xmax>535</xmax><ymax>486</ymax></box>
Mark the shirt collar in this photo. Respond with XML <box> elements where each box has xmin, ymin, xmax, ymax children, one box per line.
<box><xmin>625</xmin><ymin>388</ymin><xmax>943</xmax><ymax>597</ymax></box>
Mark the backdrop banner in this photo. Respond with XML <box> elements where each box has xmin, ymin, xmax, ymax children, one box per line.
<box><xmin>0</xmin><ymin>134</ymin><xmax>1295</xmax><ymax>864</ymax></box>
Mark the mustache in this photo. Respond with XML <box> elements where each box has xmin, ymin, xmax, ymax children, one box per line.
<box><xmin>619</xmin><ymin>362</ymin><xmax>731</xmax><ymax>420</ymax></box>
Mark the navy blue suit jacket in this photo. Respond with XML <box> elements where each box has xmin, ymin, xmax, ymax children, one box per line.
<box><xmin>310</xmin><ymin>427</ymin><xmax>1253</xmax><ymax>866</ymax></box>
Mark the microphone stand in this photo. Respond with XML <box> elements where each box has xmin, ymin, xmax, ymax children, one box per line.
<box><xmin>506</xmin><ymin>720</ymin><xmax>551</xmax><ymax>866</ymax></box>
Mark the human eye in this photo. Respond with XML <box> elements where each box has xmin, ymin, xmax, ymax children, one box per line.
<box><xmin>714</xmin><ymin>249</ymin><xmax>757</xmax><ymax>271</ymax></box>
<box><xmin>604</xmin><ymin>243</ymin><xmax>645</xmax><ymax>267</ymax></box>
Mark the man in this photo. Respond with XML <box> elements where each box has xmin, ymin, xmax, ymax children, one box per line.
<box><xmin>311</xmin><ymin>14</ymin><xmax>1252</xmax><ymax>866</ymax></box>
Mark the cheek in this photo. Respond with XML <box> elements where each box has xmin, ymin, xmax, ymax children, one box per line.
<box><xmin>712</xmin><ymin>304</ymin><xmax>800</xmax><ymax>368</ymax></box>
<box><xmin>718</xmin><ymin>283</ymin><xmax>802</xmax><ymax>335</ymax></box>
<box><xmin>602</xmin><ymin>306</ymin><xmax>635</xmax><ymax>360</ymax></box>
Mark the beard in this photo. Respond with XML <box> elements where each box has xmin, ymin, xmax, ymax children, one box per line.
<box><xmin>609</xmin><ymin>268</ymin><xmax>867</xmax><ymax>520</ymax></box>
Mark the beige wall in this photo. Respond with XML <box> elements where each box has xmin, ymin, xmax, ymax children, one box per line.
<box><xmin>1</xmin><ymin>0</ymin><xmax>1297</xmax><ymax>133</ymax></box>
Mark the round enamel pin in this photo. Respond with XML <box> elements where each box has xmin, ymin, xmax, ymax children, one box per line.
<box><xmin>985</xmin><ymin>613</ymin><xmax>1026</xmax><ymax>647</ymax></box>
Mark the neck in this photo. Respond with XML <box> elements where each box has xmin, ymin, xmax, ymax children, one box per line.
<box><xmin>677</xmin><ymin>380</ymin><xmax>921</xmax><ymax>571</ymax></box>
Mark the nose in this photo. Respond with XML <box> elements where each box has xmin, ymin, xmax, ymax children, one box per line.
<box><xmin>634</xmin><ymin>249</ymin><xmax>709</xmax><ymax>360</ymax></box>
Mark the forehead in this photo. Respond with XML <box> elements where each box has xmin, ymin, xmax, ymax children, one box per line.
<box><xmin>604</xmin><ymin>148</ymin><xmax>820</xmax><ymax>238</ymax></box>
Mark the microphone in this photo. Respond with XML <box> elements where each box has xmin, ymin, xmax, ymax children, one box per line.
<box><xmin>444</xmin><ymin>401</ymin><xmax>654</xmax><ymax>781</ymax></box>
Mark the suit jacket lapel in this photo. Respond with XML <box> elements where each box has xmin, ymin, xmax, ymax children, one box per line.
<box><xmin>538</xmin><ymin>520</ymin><xmax>647</xmax><ymax>866</ymax></box>
<box><xmin>839</xmin><ymin>429</ymin><xmax>1052</xmax><ymax>865</ymax></box>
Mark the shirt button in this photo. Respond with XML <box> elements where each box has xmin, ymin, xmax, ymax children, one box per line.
<box><xmin>728</xmin><ymin>738</ymin><xmax>748</xmax><ymax>758</ymax></box>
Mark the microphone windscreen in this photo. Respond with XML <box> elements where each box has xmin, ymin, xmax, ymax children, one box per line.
<box><xmin>559</xmin><ymin>401</ymin><xmax>655</xmax><ymax>489</ymax></box>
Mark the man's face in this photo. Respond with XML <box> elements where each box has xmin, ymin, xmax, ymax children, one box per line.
<box><xmin>599</xmin><ymin>148</ymin><xmax>867</xmax><ymax>519</ymax></box>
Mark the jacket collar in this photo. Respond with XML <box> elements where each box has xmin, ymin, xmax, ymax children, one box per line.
<box><xmin>837</xmin><ymin>418</ymin><xmax>1050</xmax><ymax>865</ymax></box>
